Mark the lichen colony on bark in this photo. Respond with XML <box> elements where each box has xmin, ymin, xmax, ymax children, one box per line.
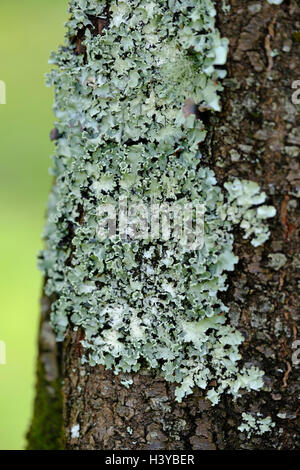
<box><xmin>37</xmin><ymin>0</ymin><xmax>278</xmax><ymax>435</ymax></box>
<box><xmin>27</xmin><ymin>0</ymin><xmax>300</xmax><ymax>451</ymax></box>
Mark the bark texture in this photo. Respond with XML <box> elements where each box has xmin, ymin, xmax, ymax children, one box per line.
<box><xmin>28</xmin><ymin>0</ymin><xmax>300</xmax><ymax>450</ymax></box>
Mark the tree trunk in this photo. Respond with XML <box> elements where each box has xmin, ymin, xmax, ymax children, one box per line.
<box><xmin>27</xmin><ymin>0</ymin><xmax>300</xmax><ymax>450</ymax></box>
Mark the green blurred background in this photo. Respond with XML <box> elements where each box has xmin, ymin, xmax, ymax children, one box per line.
<box><xmin>0</xmin><ymin>0</ymin><xmax>67</xmax><ymax>450</ymax></box>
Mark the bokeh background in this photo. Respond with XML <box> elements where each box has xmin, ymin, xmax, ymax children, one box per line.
<box><xmin>0</xmin><ymin>0</ymin><xmax>67</xmax><ymax>449</ymax></box>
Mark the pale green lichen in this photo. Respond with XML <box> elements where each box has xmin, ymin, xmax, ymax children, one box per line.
<box><xmin>40</xmin><ymin>0</ymin><xmax>275</xmax><ymax>406</ymax></box>
<box><xmin>221</xmin><ymin>180</ymin><xmax>276</xmax><ymax>247</ymax></box>
<box><xmin>238</xmin><ymin>412</ymin><xmax>275</xmax><ymax>438</ymax></box>
<box><xmin>268</xmin><ymin>253</ymin><xmax>287</xmax><ymax>271</ymax></box>
<box><xmin>126</xmin><ymin>426</ymin><xmax>133</xmax><ymax>435</ymax></box>
<box><xmin>120</xmin><ymin>378</ymin><xmax>133</xmax><ymax>389</ymax></box>
<box><xmin>267</xmin><ymin>0</ymin><xmax>283</xmax><ymax>5</ymax></box>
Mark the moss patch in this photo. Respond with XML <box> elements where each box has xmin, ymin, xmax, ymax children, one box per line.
<box><xmin>26</xmin><ymin>359</ymin><xmax>64</xmax><ymax>450</ymax></box>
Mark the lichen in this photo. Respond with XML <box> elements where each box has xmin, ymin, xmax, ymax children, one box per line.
<box><xmin>268</xmin><ymin>253</ymin><xmax>287</xmax><ymax>271</ymax></box>
<box><xmin>238</xmin><ymin>412</ymin><xmax>275</xmax><ymax>438</ymax></box>
<box><xmin>267</xmin><ymin>0</ymin><xmax>283</xmax><ymax>5</ymax></box>
<box><xmin>120</xmin><ymin>378</ymin><xmax>133</xmax><ymax>389</ymax></box>
<box><xmin>70</xmin><ymin>424</ymin><xmax>80</xmax><ymax>439</ymax></box>
<box><xmin>40</xmin><ymin>0</ymin><xmax>275</xmax><ymax>406</ymax></box>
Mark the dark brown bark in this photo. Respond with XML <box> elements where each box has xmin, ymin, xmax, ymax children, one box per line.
<box><xmin>28</xmin><ymin>0</ymin><xmax>300</xmax><ymax>450</ymax></box>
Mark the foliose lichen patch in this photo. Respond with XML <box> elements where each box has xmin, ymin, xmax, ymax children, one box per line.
<box><xmin>40</xmin><ymin>0</ymin><xmax>276</xmax><ymax>405</ymax></box>
<box><xmin>238</xmin><ymin>412</ymin><xmax>275</xmax><ymax>437</ymax></box>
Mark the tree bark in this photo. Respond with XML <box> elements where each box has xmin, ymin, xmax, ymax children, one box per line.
<box><xmin>27</xmin><ymin>0</ymin><xmax>300</xmax><ymax>450</ymax></box>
